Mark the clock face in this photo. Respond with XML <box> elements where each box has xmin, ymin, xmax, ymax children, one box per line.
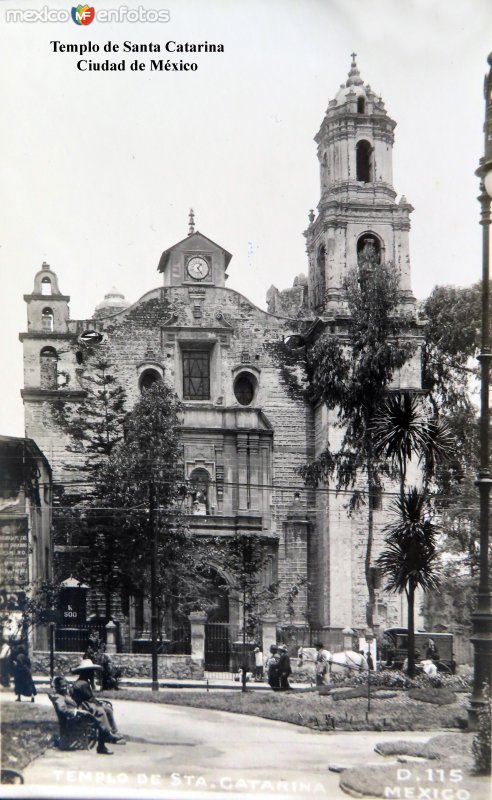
<box><xmin>187</xmin><ymin>256</ymin><xmax>210</xmax><ymax>281</ymax></box>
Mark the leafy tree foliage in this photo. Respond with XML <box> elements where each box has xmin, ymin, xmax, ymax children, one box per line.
<box><xmin>52</xmin><ymin>358</ymin><xmax>127</xmax><ymax>483</ymax></box>
<box><xmin>300</xmin><ymin>264</ymin><xmax>415</xmax><ymax>627</ymax></box>
<box><xmin>420</xmin><ymin>283</ymin><xmax>490</xmax><ymax>632</ymax></box>
<box><xmin>98</xmin><ymin>382</ymin><xmax>210</xmax><ymax>628</ymax></box>
<box><xmin>51</xmin><ymin>358</ymin><xmax>128</xmax><ymax>615</ymax></box>
<box><xmin>216</xmin><ymin>533</ymin><xmax>279</xmax><ymax>641</ymax></box>
<box><xmin>373</xmin><ymin>392</ymin><xmax>453</xmax><ymax>675</ymax></box>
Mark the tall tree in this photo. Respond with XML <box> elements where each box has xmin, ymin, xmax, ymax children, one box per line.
<box><xmin>51</xmin><ymin>358</ymin><xmax>128</xmax><ymax>616</ymax></box>
<box><xmin>372</xmin><ymin>391</ymin><xmax>453</xmax><ymax>675</ymax></box>
<box><xmin>101</xmin><ymin>382</ymin><xmax>211</xmax><ymax>630</ymax></box>
<box><xmin>299</xmin><ymin>263</ymin><xmax>415</xmax><ymax>628</ymax></box>
<box><xmin>420</xmin><ymin>283</ymin><xmax>489</xmax><ymax>632</ymax></box>
<box><xmin>376</xmin><ymin>488</ymin><xmax>441</xmax><ymax>677</ymax></box>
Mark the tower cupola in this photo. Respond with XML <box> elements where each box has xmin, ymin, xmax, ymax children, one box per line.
<box><xmin>305</xmin><ymin>56</ymin><xmax>415</xmax><ymax>315</ymax></box>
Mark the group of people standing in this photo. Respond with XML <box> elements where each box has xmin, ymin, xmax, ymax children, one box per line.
<box><xmin>266</xmin><ymin>644</ymin><xmax>292</xmax><ymax>691</ymax></box>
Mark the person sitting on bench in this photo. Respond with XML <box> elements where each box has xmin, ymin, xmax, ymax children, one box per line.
<box><xmin>51</xmin><ymin>676</ymin><xmax>122</xmax><ymax>755</ymax></box>
<box><xmin>70</xmin><ymin>675</ymin><xmax>124</xmax><ymax>746</ymax></box>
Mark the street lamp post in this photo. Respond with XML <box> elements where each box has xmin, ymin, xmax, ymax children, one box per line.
<box><xmin>365</xmin><ymin>628</ymin><xmax>374</xmax><ymax>714</ymax></box>
<box><xmin>470</xmin><ymin>52</ymin><xmax>492</xmax><ymax>726</ymax></box>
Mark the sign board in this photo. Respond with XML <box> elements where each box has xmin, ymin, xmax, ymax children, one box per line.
<box><xmin>58</xmin><ymin>586</ymin><xmax>87</xmax><ymax>626</ymax></box>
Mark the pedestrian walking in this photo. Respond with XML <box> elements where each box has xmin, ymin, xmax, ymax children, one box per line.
<box><xmin>266</xmin><ymin>644</ymin><xmax>280</xmax><ymax>690</ymax></box>
<box><xmin>253</xmin><ymin>647</ymin><xmax>264</xmax><ymax>682</ymax></box>
<box><xmin>12</xmin><ymin>645</ymin><xmax>37</xmax><ymax>702</ymax></box>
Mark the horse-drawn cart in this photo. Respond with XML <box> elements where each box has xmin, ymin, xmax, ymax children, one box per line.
<box><xmin>383</xmin><ymin>627</ymin><xmax>455</xmax><ymax>674</ymax></box>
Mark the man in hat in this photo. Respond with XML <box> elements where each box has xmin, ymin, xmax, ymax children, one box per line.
<box><xmin>277</xmin><ymin>644</ymin><xmax>293</xmax><ymax>691</ymax></box>
<box><xmin>51</xmin><ymin>676</ymin><xmax>122</xmax><ymax>755</ymax></box>
<box><xmin>315</xmin><ymin>642</ymin><xmax>331</xmax><ymax>686</ymax></box>
<box><xmin>71</xmin><ymin>659</ymin><xmax>124</xmax><ymax>745</ymax></box>
<box><xmin>73</xmin><ymin>657</ymin><xmax>99</xmax><ymax>690</ymax></box>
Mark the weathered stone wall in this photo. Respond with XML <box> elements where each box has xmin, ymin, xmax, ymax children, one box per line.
<box><xmin>22</xmin><ymin>283</ymin><xmax>315</xmax><ymax>628</ymax></box>
<box><xmin>32</xmin><ymin>651</ymin><xmax>204</xmax><ymax>680</ymax></box>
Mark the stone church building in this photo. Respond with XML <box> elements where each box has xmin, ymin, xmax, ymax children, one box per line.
<box><xmin>20</xmin><ymin>58</ymin><xmax>423</xmax><ymax>648</ymax></box>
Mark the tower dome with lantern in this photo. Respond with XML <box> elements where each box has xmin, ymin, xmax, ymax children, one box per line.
<box><xmin>305</xmin><ymin>54</ymin><xmax>415</xmax><ymax>315</ymax></box>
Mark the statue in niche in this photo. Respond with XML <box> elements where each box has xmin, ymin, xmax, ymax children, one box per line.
<box><xmin>357</xmin><ymin>237</ymin><xmax>380</xmax><ymax>270</ymax></box>
<box><xmin>192</xmin><ymin>490</ymin><xmax>207</xmax><ymax>516</ymax></box>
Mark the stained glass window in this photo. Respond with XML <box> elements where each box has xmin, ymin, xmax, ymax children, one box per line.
<box><xmin>182</xmin><ymin>350</ymin><xmax>210</xmax><ymax>400</ymax></box>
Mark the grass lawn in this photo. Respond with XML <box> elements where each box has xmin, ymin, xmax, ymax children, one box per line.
<box><xmin>102</xmin><ymin>686</ymin><xmax>469</xmax><ymax>732</ymax></box>
<box><xmin>1</xmin><ymin>702</ymin><xmax>57</xmax><ymax>774</ymax></box>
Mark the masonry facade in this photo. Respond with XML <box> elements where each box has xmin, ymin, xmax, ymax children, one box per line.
<box><xmin>0</xmin><ymin>436</ymin><xmax>53</xmax><ymax>649</ymax></box>
<box><xmin>19</xmin><ymin>59</ymin><xmax>423</xmax><ymax>644</ymax></box>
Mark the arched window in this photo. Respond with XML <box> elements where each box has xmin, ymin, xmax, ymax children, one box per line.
<box><xmin>189</xmin><ymin>467</ymin><xmax>211</xmax><ymax>516</ymax></box>
<box><xmin>356</xmin><ymin>140</ymin><xmax>372</xmax><ymax>182</ymax></box>
<box><xmin>357</xmin><ymin>97</ymin><xmax>365</xmax><ymax>114</ymax></box>
<box><xmin>233</xmin><ymin>372</ymin><xmax>256</xmax><ymax>406</ymax></box>
<box><xmin>139</xmin><ymin>368</ymin><xmax>162</xmax><ymax>392</ymax></box>
<box><xmin>40</xmin><ymin>347</ymin><xmax>58</xmax><ymax>389</ymax></box>
<box><xmin>41</xmin><ymin>277</ymin><xmax>52</xmax><ymax>296</ymax></box>
<box><xmin>41</xmin><ymin>308</ymin><xmax>54</xmax><ymax>332</ymax></box>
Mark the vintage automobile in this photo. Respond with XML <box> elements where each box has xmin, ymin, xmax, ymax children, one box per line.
<box><xmin>382</xmin><ymin>627</ymin><xmax>456</xmax><ymax>674</ymax></box>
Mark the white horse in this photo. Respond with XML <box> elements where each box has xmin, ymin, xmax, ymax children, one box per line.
<box><xmin>298</xmin><ymin>646</ymin><xmax>368</xmax><ymax>684</ymax></box>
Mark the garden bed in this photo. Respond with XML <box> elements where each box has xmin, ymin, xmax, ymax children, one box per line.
<box><xmin>102</xmin><ymin>687</ymin><xmax>469</xmax><ymax>731</ymax></box>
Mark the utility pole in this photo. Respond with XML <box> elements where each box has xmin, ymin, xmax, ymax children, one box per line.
<box><xmin>469</xmin><ymin>52</ymin><xmax>492</xmax><ymax>726</ymax></box>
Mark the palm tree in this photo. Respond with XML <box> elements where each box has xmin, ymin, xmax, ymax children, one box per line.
<box><xmin>372</xmin><ymin>391</ymin><xmax>453</xmax><ymax>499</ymax></box>
<box><xmin>371</xmin><ymin>391</ymin><xmax>453</xmax><ymax>675</ymax></box>
<box><xmin>376</xmin><ymin>488</ymin><xmax>441</xmax><ymax>676</ymax></box>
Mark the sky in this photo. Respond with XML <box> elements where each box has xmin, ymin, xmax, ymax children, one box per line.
<box><xmin>0</xmin><ymin>0</ymin><xmax>491</xmax><ymax>437</ymax></box>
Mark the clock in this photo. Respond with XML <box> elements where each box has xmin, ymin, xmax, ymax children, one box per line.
<box><xmin>187</xmin><ymin>256</ymin><xmax>210</xmax><ymax>281</ymax></box>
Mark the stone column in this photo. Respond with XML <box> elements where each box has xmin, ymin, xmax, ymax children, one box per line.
<box><xmin>189</xmin><ymin>612</ymin><xmax>206</xmax><ymax>665</ymax></box>
<box><xmin>105</xmin><ymin>620</ymin><xmax>117</xmax><ymax>655</ymax></box>
<box><xmin>261</xmin><ymin>614</ymin><xmax>278</xmax><ymax>657</ymax></box>
<box><xmin>249</xmin><ymin>433</ymin><xmax>260</xmax><ymax>511</ymax></box>
<box><xmin>237</xmin><ymin>433</ymin><xmax>248</xmax><ymax>510</ymax></box>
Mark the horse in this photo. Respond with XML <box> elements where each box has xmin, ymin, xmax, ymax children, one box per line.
<box><xmin>297</xmin><ymin>646</ymin><xmax>368</xmax><ymax>684</ymax></box>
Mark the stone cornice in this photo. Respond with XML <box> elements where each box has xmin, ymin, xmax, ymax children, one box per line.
<box><xmin>19</xmin><ymin>332</ymin><xmax>76</xmax><ymax>342</ymax></box>
<box><xmin>21</xmin><ymin>388</ymin><xmax>87</xmax><ymax>400</ymax></box>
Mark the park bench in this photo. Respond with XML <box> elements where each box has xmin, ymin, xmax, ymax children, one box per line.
<box><xmin>48</xmin><ymin>694</ymin><xmax>97</xmax><ymax>751</ymax></box>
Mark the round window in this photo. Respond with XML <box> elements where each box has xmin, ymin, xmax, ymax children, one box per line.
<box><xmin>139</xmin><ymin>369</ymin><xmax>161</xmax><ymax>392</ymax></box>
<box><xmin>234</xmin><ymin>373</ymin><xmax>255</xmax><ymax>406</ymax></box>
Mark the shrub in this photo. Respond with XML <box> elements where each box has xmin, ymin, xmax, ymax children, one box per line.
<box><xmin>407</xmin><ymin>687</ymin><xmax>456</xmax><ymax>705</ymax></box>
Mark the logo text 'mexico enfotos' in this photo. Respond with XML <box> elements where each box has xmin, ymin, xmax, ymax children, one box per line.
<box><xmin>5</xmin><ymin>6</ymin><xmax>171</xmax><ymax>23</ymax></box>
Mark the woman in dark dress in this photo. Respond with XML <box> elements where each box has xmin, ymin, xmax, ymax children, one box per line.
<box><xmin>13</xmin><ymin>645</ymin><xmax>37</xmax><ymax>702</ymax></box>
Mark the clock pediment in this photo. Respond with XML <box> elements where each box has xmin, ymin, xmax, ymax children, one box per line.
<box><xmin>157</xmin><ymin>230</ymin><xmax>232</xmax><ymax>289</ymax></box>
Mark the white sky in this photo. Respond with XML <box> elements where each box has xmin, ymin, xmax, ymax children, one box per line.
<box><xmin>0</xmin><ymin>0</ymin><xmax>491</xmax><ymax>437</ymax></box>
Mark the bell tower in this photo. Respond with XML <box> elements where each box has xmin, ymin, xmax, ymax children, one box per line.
<box><xmin>305</xmin><ymin>55</ymin><xmax>415</xmax><ymax>315</ymax></box>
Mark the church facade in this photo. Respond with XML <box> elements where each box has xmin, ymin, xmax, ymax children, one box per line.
<box><xmin>19</xmin><ymin>58</ymin><xmax>423</xmax><ymax>645</ymax></box>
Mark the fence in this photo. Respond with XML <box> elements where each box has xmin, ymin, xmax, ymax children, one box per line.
<box><xmin>55</xmin><ymin>621</ymin><xmax>110</xmax><ymax>653</ymax></box>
